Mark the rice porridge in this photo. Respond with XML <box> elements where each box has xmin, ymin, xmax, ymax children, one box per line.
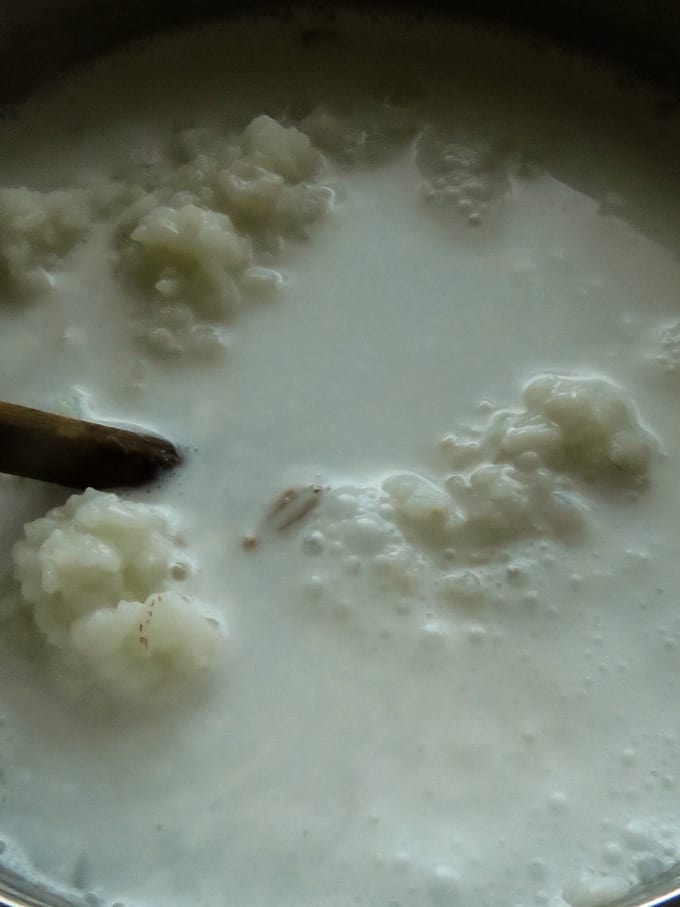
<box><xmin>0</xmin><ymin>10</ymin><xmax>680</xmax><ymax>907</ymax></box>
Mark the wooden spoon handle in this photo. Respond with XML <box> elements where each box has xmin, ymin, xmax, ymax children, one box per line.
<box><xmin>0</xmin><ymin>402</ymin><xmax>181</xmax><ymax>490</ymax></box>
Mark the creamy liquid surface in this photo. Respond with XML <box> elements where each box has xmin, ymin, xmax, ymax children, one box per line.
<box><xmin>1</xmin><ymin>12</ymin><xmax>680</xmax><ymax>907</ymax></box>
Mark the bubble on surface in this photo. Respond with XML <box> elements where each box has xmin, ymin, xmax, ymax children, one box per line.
<box><xmin>302</xmin><ymin>530</ymin><xmax>325</xmax><ymax>554</ymax></box>
<box><xmin>603</xmin><ymin>842</ymin><xmax>623</xmax><ymax>865</ymax></box>
<box><xmin>440</xmin><ymin>570</ymin><xmax>484</xmax><ymax>604</ymax></box>
<box><xmin>342</xmin><ymin>555</ymin><xmax>362</xmax><ymax>576</ymax></box>
<box><xmin>428</xmin><ymin>864</ymin><xmax>460</xmax><ymax>903</ymax></box>
<box><xmin>623</xmin><ymin>822</ymin><xmax>655</xmax><ymax>852</ymax></box>
<box><xmin>547</xmin><ymin>791</ymin><xmax>569</xmax><ymax>813</ymax></box>
<box><xmin>562</xmin><ymin>874</ymin><xmax>630</xmax><ymax>907</ymax></box>
<box><xmin>170</xmin><ymin>561</ymin><xmax>190</xmax><ymax>581</ymax></box>
<box><xmin>302</xmin><ymin>574</ymin><xmax>326</xmax><ymax>601</ymax></box>
<box><xmin>420</xmin><ymin>620</ymin><xmax>449</xmax><ymax>648</ymax></box>
<box><xmin>466</xmin><ymin>624</ymin><xmax>487</xmax><ymax>644</ymax></box>
<box><xmin>341</xmin><ymin>517</ymin><xmax>388</xmax><ymax>555</ymax></box>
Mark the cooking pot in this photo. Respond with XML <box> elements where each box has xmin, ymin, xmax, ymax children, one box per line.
<box><xmin>2</xmin><ymin>0</ymin><xmax>680</xmax><ymax>101</ymax></box>
<box><xmin>0</xmin><ymin>2</ymin><xmax>679</xmax><ymax>906</ymax></box>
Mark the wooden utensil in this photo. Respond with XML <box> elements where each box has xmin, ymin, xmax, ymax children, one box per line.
<box><xmin>0</xmin><ymin>402</ymin><xmax>181</xmax><ymax>490</ymax></box>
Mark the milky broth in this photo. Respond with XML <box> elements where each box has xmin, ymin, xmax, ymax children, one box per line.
<box><xmin>1</xmin><ymin>11</ymin><xmax>680</xmax><ymax>907</ymax></box>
